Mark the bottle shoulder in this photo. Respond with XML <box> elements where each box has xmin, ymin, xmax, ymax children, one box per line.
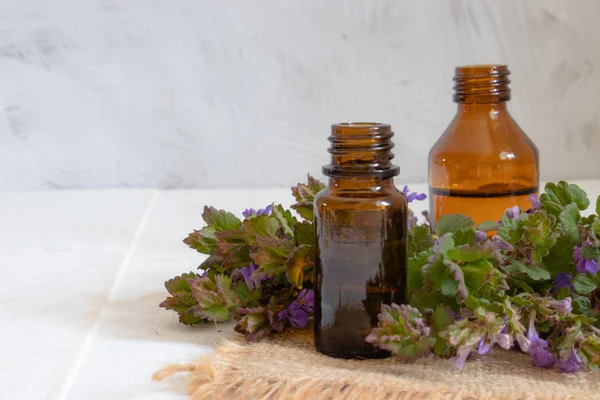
<box><xmin>314</xmin><ymin>185</ymin><xmax>407</xmax><ymax>210</ymax></box>
<box><xmin>430</xmin><ymin>109</ymin><xmax>538</xmax><ymax>161</ymax></box>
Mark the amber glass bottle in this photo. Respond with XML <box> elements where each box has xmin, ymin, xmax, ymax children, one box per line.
<box><xmin>314</xmin><ymin>123</ymin><xmax>408</xmax><ymax>359</ymax></box>
<box><xmin>428</xmin><ymin>65</ymin><xmax>539</xmax><ymax>229</ymax></box>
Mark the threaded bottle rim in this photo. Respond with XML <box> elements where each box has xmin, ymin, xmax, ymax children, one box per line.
<box><xmin>453</xmin><ymin>64</ymin><xmax>511</xmax><ymax>103</ymax></box>
<box><xmin>322</xmin><ymin>122</ymin><xmax>400</xmax><ymax>179</ymax></box>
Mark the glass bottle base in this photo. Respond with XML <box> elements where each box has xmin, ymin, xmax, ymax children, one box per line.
<box><xmin>314</xmin><ymin>343</ymin><xmax>391</xmax><ymax>359</ymax></box>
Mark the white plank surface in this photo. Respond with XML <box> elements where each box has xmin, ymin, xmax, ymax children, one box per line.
<box><xmin>2</xmin><ymin>182</ymin><xmax>598</xmax><ymax>399</ymax></box>
<box><xmin>61</xmin><ymin>189</ymin><xmax>297</xmax><ymax>400</ymax></box>
<box><xmin>0</xmin><ymin>189</ymin><xmax>154</xmax><ymax>400</ymax></box>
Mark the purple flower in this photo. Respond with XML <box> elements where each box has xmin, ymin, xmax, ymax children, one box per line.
<box><xmin>242</xmin><ymin>204</ymin><xmax>273</xmax><ymax>219</ymax></box>
<box><xmin>557</xmin><ymin>350</ymin><xmax>583</xmax><ymax>373</ymax></box>
<box><xmin>474</xmin><ymin>230</ymin><xmax>488</xmax><ymax>244</ymax></box>
<box><xmin>531</xmin><ymin>339</ymin><xmax>556</xmax><ymax>369</ymax></box>
<box><xmin>495</xmin><ymin>333</ymin><xmax>512</xmax><ymax>350</ymax></box>
<box><xmin>402</xmin><ymin>186</ymin><xmax>427</xmax><ymax>203</ymax></box>
<box><xmin>491</xmin><ymin>235</ymin><xmax>515</xmax><ymax>252</ymax></box>
<box><xmin>573</xmin><ymin>241</ymin><xmax>600</xmax><ymax>274</ymax></box>
<box><xmin>451</xmin><ymin>345</ymin><xmax>473</xmax><ymax>370</ymax></box>
<box><xmin>277</xmin><ymin>289</ymin><xmax>314</xmax><ymax>328</ymax></box>
<box><xmin>548</xmin><ymin>297</ymin><xmax>572</xmax><ymax>314</ymax></box>
<box><xmin>506</xmin><ymin>206</ymin><xmax>521</xmax><ymax>219</ymax></box>
<box><xmin>516</xmin><ymin>334</ymin><xmax>531</xmax><ymax>352</ymax></box>
<box><xmin>239</xmin><ymin>263</ymin><xmax>266</xmax><ymax>289</ymax></box>
<box><xmin>530</xmin><ymin>194</ymin><xmax>542</xmax><ymax>211</ymax></box>
<box><xmin>527</xmin><ymin>313</ymin><xmax>556</xmax><ymax>369</ymax></box>
<box><xmin>550</xmin><ymin>273</ymin><xmax>573</xmax><ymax>294</ymax></box>
<box><xmin>477</xmin><ymin>339</ymin><xmax>493</xmax><ymax>355</ymax></box>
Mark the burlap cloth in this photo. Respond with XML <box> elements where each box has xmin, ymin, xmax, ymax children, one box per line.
<box><xmin>153</xmin><ymin>329</ymin><xmax>600</xmax><ymax>399</ymax></box>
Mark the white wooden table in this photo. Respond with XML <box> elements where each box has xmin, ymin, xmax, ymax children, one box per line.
<box><xmin>1</xmin><ymin>181</ymin><xmax>597</xmax><ymax>399</ymax></box>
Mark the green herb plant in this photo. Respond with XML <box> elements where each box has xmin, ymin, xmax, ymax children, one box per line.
<box><xmin>160</xmin><ymin>177</ymin><xmax>600</xmax><ymax>373</ymax></box>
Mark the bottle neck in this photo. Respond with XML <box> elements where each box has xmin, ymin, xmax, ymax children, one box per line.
<box><xmin>328</xmin><ymin>177</ymin><xmax>396</xmax><ymax>192</ymax></box>
<box><xmin>456</xmin><ymin>102</ymin><xmax>508</xmax><ymax>115</ymax></box>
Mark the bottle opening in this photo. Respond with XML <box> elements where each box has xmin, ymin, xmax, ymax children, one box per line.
<box><xmin>335</xmin><ymin>122</ymin><xmax>389</xmax><ymax>128</ymax></box>
<box><xmin>323</xmin><ymin>122</ymin><xmax>399</xmax><ymax>179</ymax></box>
<box><xmin>453</xmin><ymin>64</ymin><xmax>511</xmax><ymax>103</ymax></box>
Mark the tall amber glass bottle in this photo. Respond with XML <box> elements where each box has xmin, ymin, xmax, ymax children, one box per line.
<box><xmin>314</xmin><ymin>122</ymin><xmax>408</xmax><ymax>359</ymax></box>
<box><xmin>429</xmin><ymin>65</ymin><xmax>539</xmax><ymax>229</ymax></box>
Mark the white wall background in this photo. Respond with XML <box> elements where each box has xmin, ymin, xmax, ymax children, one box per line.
<box><xmin>0</xmin><ymin>0</ymin><xmax>599</xmax><ymax>191</ymax></box>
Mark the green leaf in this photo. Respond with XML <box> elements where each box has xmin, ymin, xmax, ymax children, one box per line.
<box><xmin>294</xmin><ymin>221</ymin><xmax>314</xmax><ymax>246</ymax></box>
<box><xmin>440</xmin><ymin>279</ymin><xmax>458</xmax><ymax>297</ymax></box>
<box><xmin>432</xmin><ymin>305</ymin><xmax>455</xmax><ymax>332</ymax></box>
<box><xmin>477</xmin><ymin>221</ymin><xmax>499</xmax><ymax>232</ymax></box>
<box><xmin>453</xmin><ymin>229</ymin><xmax>475</xmax><ymax>246</ymax></box>
<box><xmin>250</xmin><ymin>237</ymin><xmax>295</xmax><ymax>279</ymax></box>
<box><xmin>463</xmin><ymin>260</ymin><xmax>494</xmax><ymax>291</ymax></box>
<box><xmin>231</xmin><ymin>282</ymin><xmax>258</xmax><ymax>305</ymax></box>
<box><xmin>464</xmin><ymin>296</ymin><xmax>481</xmax><ymax>309</ymax></box>
<box><xmin>580</xmin><ymin>244</ymin><xmax>600</xmax><ymax>260</ymax></box>
<box><xmin>408</xmin><ymin>225</ymin><xmax>434</xmax><ymax>257</ymax></box>
<box><xmin>290</xmin><ymin>175</ymin><xmax>325</xmax><ymax>221</ymax></box>
<box><xmin>568</xmin><ymin>183</ymin><xmax>590</xmax><ymax>210</ymax></box>
<box><xmin>446</xmin><ymin>247</ymin><xmax>493</xmax><ymax>263</ymax></box>
<box><xmin>511</xmin><ymin>295</ymin><xmax>534</xmax><ymax>307</ymax></box>
<box><xmin>408</xmin><ymin>251</ymin><xmax>430</xmax><ymax>293</ymax></box>
<box><xmin>202</xmin><ymin>206</ymin><xmax>242</xmax><ymax>231</ymax></box>
<box><xmin>183</xmin><ymin>226</ymin><xmax>218</xmax><ymax>254</ymax></box>
<box><xmin>437</xmin><ymin>235</ymin><xmax>456</xmax><ymax>255</ymax></box>
<box><xmin>194</xmin><ymin>305</ymin><xmax>229</xmax><ymax>321</ymax></box>
<box><xmin>542</xmin><ymin>234</ymin><xmax>576</xmax><ymax>275</ymax></box>
<box><xmin>522</xmin><ymin>211</ymin><xmax>558</xmax><ymax>251</ymax></box>
<box><xmin>511</xmin><ymin>278</ymin><xmax>534</xmax><ymax>294</ymax></box>
<box><xmin>242</xmin><ymin>215</ymin><xmax>280</xmax><ymax>245</ymax></box>
<box><xmin>214</xmin><ymin>229</ymin><xmax>251</xmax><ymax>268</ymax></box>
<box><xmin>291</xmin><ymin>175</ymin><xmax>325</xmax><ymax>202</ymax></box>
<box><xmin>285</xmin><ymin>245</ymin><xmax>312</xmax><ymax>288</ymax></box>
<box><xmin>159</xmin><ymin>272</ymin><xmax>205</xmax><ymax>326</ymax></box>
<box><xmin>541</xmin><ymin>181</ymin><xmax>590</xmax><ymax>214</ymax></box>
<box><xmin>573</xmin><ymin>273</ymin><xmax>598</xmax><ymax>294</ymax></box>
<box><xmin>251</xmin><ymin>237</ymin><xmax>294</xmax><ymax>264</ymax></box>
<box><xmin>434</xmin><ymin>214</ymin><xmax>474</xmax><ymax>236</ymax></box>
<box><xmin>540</xmin><ymin>195</ymin><xmax>564</xmax><ymax>217</ymax></box>
<box><xmin>188</xmin><ymin>275</ymin><xmax>233</xmax><ymax>322</ymax></box>
<box><xmin>546</xmin><ymin>182</ymin><xmax>571</xmax><ymax>206</ymax></box>
<box><xmin>554</xmin><ymin>286</ymin><xmax>571</xmax><ymax>301</ymax></box>
<box><xmin>582</xmin><ymin>215</ymin><xmax>597</xmax><ymax>226</ymax></box>
<box><xmin>165</xmin><ymin>272</ymin><xmax>196</xmax><ymax>297</ymax></box>
<box><xmin>497</xmin><ymin>213</ymin><xmax>523</xmax><ymax>243</ymax></box>
<box><xmin>290</xmin><ymin>202</ymin><xmax>315</xmax><ymax>221</ymax></box>
<box><xmin>505</xmin><ymin>259</ymin><xmax>551</xmax><ymax>281</ymax></box>
<box><xmin>596</xmin><ymin>195</ymin><xmax>600</xmax><ymax>216</ymax></box>
<box><xmin>560</xmin><ymin>203</ymin><xmax>582</xmax><ymax>243</ymax></box>
<box><xmin>272</xmin><ymin>204</ymin><xmax>296</xmax><ymax>239</ymax></box>
<box><xmin>214</xmin><ymin>275</ymin><xmax>236</xmax><ymax>306</ymax></box>
<box><xmin>432</xmin><ymin>305</ymin><xmax>455</xmax><ymax>356</ymax></box>
<box><xmin>444</xmin><ymin>260</ymin><xmax>468</xmax><ymax>300</ymax></box>
<box><xmin>426</xmin><ymin>259</ymin><xmax>452</xmax><ymax>288</ymax></box>
<box><xmin>572</xmin><ymin>295</ymin><xmax>595</xmax><ymax>318</ymax></box>
<box><xmin>410</xmin><ymin>290</ymin><xmax>449</xmax><ymax>312</ymax></box>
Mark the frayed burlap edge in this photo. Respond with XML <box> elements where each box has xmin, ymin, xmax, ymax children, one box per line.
<box><xmin>153</xmin><ymin>330</ymin><xmax>600</xmax><ymax>400</ymax></box>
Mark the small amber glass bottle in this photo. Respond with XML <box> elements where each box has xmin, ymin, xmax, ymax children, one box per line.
<box><xmin>429</xmin><ymin>65</ymin><xmax>539</xmax><ymax>229</ymax></box>
<box><xmin>314</xmin><ymin>122</ymin><xmax>408</xmax><ymax>359</ymax></box>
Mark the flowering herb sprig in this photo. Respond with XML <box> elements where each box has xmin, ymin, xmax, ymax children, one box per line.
<box><xmin>160</xmin><ymin>177</ymin><xmax>600</xmax><ymax>373</ymax></box>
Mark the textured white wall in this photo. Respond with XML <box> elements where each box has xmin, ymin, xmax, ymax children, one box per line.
<box><xmin>0</xmin><ymin>0</ymin><xmax>599</xmax><ymax>191</ymax></box>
